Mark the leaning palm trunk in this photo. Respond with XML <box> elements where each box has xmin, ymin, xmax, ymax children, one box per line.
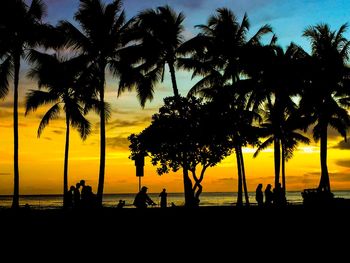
<box><xmin>63</xmin><ymin>115</ymin><xmax>70</xmax><ymax>208</ymax></box>
<box><xmin>239</xmin><ymin>146</ymin><xmax>250</xmax><ymax>206</ymax></box>
<box><xmin>97</xmin><ymin>72</ymin><xmax>106</xmax><ymax>206</ymax></box>
<box><xmin>12</xmin><ymin>55</ymin><xmax>20</xmax><ymax>209</ymax></box>
<box><xmin>319</xmin><ymin>126</ymin><xmax>330</xmax><ymax>192</ymax></box>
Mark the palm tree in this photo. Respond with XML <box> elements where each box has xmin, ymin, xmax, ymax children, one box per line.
<box><xmin>119</xmin><ymin>5</ymin><xmax>185</xmax><ymax>99</ymax></box>
<box><xmin>25</xmin><ymin>50</ymin><xmax>91</xmax><ymax>208</ymax></box>
<box><xmin>180</xmin><ymin>8</ymin><xmax>271</xmax><ymax>206</ymax></box>
<box><xmin>254</xmin><ymin>103</ymin><xmax>310</xmax><ymax>193</ymax></box>
<box><xmin>59</xmin><ymin>0</ymin><xmax>134</xmax><ymax>205</ymax></box>
<box><xmin>248</xmin><ymin>41</ymin><xmax>310</xmax><ymax>192</ymax></box>
<box><xmin>301</xmin><ymin>23</ymin><xmax>350</xmax><ymax>193</ymax></box>
<box><xmin>0</xmin><ymin>0</ymin><xmax>48</xmax><ymax>208</ymax></box>
<box><xmin>118</xmin><ymin>5</ymin><xmax>198</xmax><ymax>205</ymax></box>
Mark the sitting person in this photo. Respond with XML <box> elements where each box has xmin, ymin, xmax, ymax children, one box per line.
<box><xmin>133</xmin><ymin>186</ymin><xmax>156</xmax><ymax>208</ymax></box>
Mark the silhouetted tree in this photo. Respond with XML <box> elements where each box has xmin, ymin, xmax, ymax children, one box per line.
<box><xmin>59</xmin><ymin>0</ymin><xmax>134</xmax><ymax>205</ymax></box>
<box><xmin>129</xmin><ymin>96</ymin><xmax>231</xmax><ymax>206</ymax></box>
<box><xmin>119</xmin><ymin>6</ymin><xmax>199</xmax><ymax>205</ymax></box>
<box><xmin>301</xmin><ymin>23</ymin><xmax>350</xmax><ymax>192</ymax></box>
<box><xmin>25</xmin><ymin>51</ymin><xmax>91</xmax><ymax>208</ymax></box>
<box><xmin>0</xmin><ymin>0</ymin><xmax>49</xmax><ymax>208</ymax></box>
<box><xmin>180</xmin><ymin>8</ymin><xmax>271</xmax><ymax>206</ymax></box>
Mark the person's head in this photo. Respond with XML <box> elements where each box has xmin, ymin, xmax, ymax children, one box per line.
<box><xmin>257</xmin><ymin>183</ymin><xmax>263</xmax><ymax>189</ymax></box>
<box><xmin>266</xmin><ymin>184</ymin><xmax>272</xmax><ymax>190</ymax></box>
<box><xmin>70</xmin><ymin>185</ymin><xmax>75</xmax><ymax>191</ymax></box>
<box><xmin>163</xmin><ymin>188</ymin><xmax>166</xmax><ymax>192</ymax></box>
<box><xmin>80</xmin><ymin>180</ymin><xmax>85</xmax><ymax>186</ymax></box>
<box><xmin>76</xmin><ymin>182</ymin><xmax>80</xmax><ymax>188</ymax></box>
<box><xmin>141</xmin><ymin>186</ymin><xmax>148</xmax><ymax>192</ymax></box>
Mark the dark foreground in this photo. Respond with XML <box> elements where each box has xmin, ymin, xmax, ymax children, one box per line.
<box><xmin>1</xmin><ymin>205</ymin><xmax>349</xmax><ymax>259</ymax></box>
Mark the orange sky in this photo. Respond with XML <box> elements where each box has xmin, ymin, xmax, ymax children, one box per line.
<box><xmin>1</xmin><ymin>67</ymin><xmax>350</xmax><ymax>195</ymax></box>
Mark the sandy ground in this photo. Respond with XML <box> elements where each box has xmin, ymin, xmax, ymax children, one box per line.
<box><xmin>1</xmin><ymin>205</ymin><xmax>349</xmax><ymax>260</ymax></box>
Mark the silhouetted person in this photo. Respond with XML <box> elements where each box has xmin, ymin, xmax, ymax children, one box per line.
<box><xmin>85</xmin><ymin>185</ymin><xmax>97</xmax><ymax>208</ymax></box>
<box><xmin>159</xmin><ymin>188</ymin><xmax>167</xmax><ymax>208</ymax></box>
<box><xmin>133</xmin><ymin>186</ymin><xmax>156</xmax><ymax>208</ymax></box>
<box><xmin>264</xmin><ymin>184</ymin><xmax>273</xmax><ymax>207</ymax></box>
<box><xmin>255</xmin><ymin>183</ymin><xmax>264</xmax><ymax>206</ymax></box>
<box><xmin>73</xmin><ymin>182</ymin><xmax>81</xmax><ymax>208</ymax></box>
<box><xmin>80</xmin><ymin>179</ymin><xmax>87</xmax><ymax>207</ymax></box>
<box><xmin>117</xmin><ymin>200</ymin><xmax>125</xmax><ymax>208</ymax></box>
<box><xmin>65</xmin><ymin>185</ymin><xmax>75</xmax><ymax>208</ymax></box>
<box><xmin>273</xmin><ymin>182</ymin><xmax>286</xmax><ymax>207</ymax></box>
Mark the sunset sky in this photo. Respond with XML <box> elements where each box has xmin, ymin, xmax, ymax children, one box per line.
<box><xmin>1</xmin><ymin>0</ymin><xmax>350</xmax><ymax>195</ymax></box>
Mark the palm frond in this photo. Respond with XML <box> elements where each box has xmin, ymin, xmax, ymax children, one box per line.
<box><xmin>37</xmin><ymin>103</ymin><xmax>61</xmax><ymax>137</ymax></box>
<box><xmin>25</xmin><ymin>90</ymin><xmax>58</xmax><ymax>115</ymax></box>
<box><xmin>0</xmin><ymin>56</ymin><xmax>12</xmax><ymax>99</ymax></box>
<box><xmin>253</xmin><ymin>137</ymin><xmax>273</xmax><ymax>158</ymax></box>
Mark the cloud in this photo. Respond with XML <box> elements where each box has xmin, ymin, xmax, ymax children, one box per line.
<box><xmin>333</xmin><ymin>140</ymin><xmax>350</xmax><ymax>150</ymax></box>
<box><xmin>52</xmin><ymin>130</ymin><xmax>64</xmax><ymax>135</ymax></box>
<box><xmin>107</xmin><ymin>116</ymin><xmax>151</xmax><ymax>129</ymax></box>
<box><xmin>335</xmin><ymin>160</ymin><xmax>350</xmax><ymax>168</ymax></box>
<box><xmin>106</xmin><ymin>136</ymin><xmax>130</xmax><ymax>150</ymax></box>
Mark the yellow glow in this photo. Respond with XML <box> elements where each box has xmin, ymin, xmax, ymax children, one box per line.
<box><xmin>1</xmin><ymin>78</ymin><xmax>350</xmax><ymax>195</ymax></box>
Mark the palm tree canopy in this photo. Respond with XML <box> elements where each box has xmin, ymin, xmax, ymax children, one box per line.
<box><xmin>25</xmin><ymin>51</ymin><xmax>91</xmax><ymax>140</ymax></box>
<box><xmin>59</xmin><ymin>0</ymin><xmax>133</xmax><ymax>65</ymax></box>
<box><xmin>182</xmin><ymin>8</ymin><xmax>272</xmax><ymax>95</ymax></box>
<box><xmin>117</xmin><ymin>4</ymin><xmax>185</xmax><ymax>104</ymax></box>
<box><xmin>0</xmin><ymin>0</ymin><xmax>48</xmax><ymax>98</ymax></box>
<box><xmin>301</xmin><ymin>23</ymin><xmax>350</xmax><ymax>141</ymax></box>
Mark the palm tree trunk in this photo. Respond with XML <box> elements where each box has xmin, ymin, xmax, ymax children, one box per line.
<box><xmin>168</xmin><ymin>62</ymin><xmax>179</xmax><ymax>97</ymax></box>
<box><xmin>281</xmin><ymin>144</ymin><xmax>286</xmax><ymax>193</ymax></box>
<box><xmin>12</xmin><ymin>55</ymin><xmax>20</xmax><ymax>209</ymax></box>
<box><xmin>274</xmin><ymin>138</ymin><xmax>281</xmax><ymax>188</ymax></box>
<box><xmin>63</xmin><ymin>115</ymin><xmax>70</xmax><ymax>208</ymax></box>
<box><xmin>239</xmin><ymin>146</ymin><xmax>250</xmax><ymax>206</ymax></box>
<box><xmin>319</xmin><ymin>125</ymin><xmax>330</xmax><ymax>192</ymax></box>
<box><xmin>97</xmin><ymin>70</ymin><xmax>106</xmax><ymax>206</ymax></box>
<box><xmin>235</xmin><ymin>145</ymin><xmax>243</xmax><ymax>207</ymax></box>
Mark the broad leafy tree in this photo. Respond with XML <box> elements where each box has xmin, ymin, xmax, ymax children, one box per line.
<box><xmin>129</xmin><ymin>97</ymin><xmax>231</xmax><ymax>206</ymax></box>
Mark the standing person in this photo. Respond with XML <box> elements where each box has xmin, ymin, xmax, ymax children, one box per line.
<box><xmin>264</xmin><ymin>184</ymin><xmax>273</xmax><ymax>207</ymax></box>
<box><xmin>133</xmin><ymin>186</ymin><xmax>156</xmax><ymax>208</ymax></box>
<box><xmin>159</xmin><ymin>188</ymin><xmax>167</xmax><ymax>208</ymax></box>
<box><xmin>255</xmin><ymin>183</ymin><xmax>264</xmax><ymax>207</ymax></box>
<box><xmin>73</xmin><ymin>182</ymin><xmax>81</xmax><ymax>208</ymax></box>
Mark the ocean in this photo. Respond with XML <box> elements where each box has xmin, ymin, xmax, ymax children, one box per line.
<box><xmin>1</xmin><ymin>191</ymin><xmax>350</xmax><ymax>209</ymax></box>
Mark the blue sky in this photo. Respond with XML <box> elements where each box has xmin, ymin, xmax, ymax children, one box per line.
<box><xmin>44</xmin><ymin>0</ymin><xmax>350</xmax><ymax>53</ymax></box>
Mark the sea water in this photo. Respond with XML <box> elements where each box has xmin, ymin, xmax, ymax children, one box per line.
<box><xmin>1</xmin><ymin>191</ymin><xmax>350</xmax><ymax>209</ymax></box>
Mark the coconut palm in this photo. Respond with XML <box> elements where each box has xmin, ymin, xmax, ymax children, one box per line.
<box><xmin>59</xmin><ymin>0</ymin><xmax>134</xmax><ymax>205</ymax></box>
<box><xmin>119</xmin><ymin>5</ymin><xmax>185</xmax><ymax>99</ymax></box>
<box><xmin>118</xmin><ymin>5</ymin><xmax>199</xmax><ymax>206</ymax></box>
<box><xmin>254</xmin><ymin>103</ymin><xmax>310</xmax><ymax>193</ymax></box>
<box><xmin>180</xmin><ymin>8</ymin><xmax>271</xmax><ymax>206</ymax></box>
<box><xmin>25</xmin><ymin>50</ymin><xmax>91</xmax><ymax>208</ymax></box>
<box><xmin>0</xmin><ymin>0</ymin><xmax>48</xmax><ymax>208</ymax></box>
<box><xmin>301</xmin><ymin>23</ymin><xmax>350</xmax><ymax>192</ymax></box>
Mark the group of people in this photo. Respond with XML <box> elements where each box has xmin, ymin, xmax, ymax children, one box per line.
<box><xmin>133</xmin><ymin>186</ymin><xmax>168</xmax><ymax>209</ymax></box>
<box><xmin>65</xmin><ymin>179</ymin><xmax>97</xmax><ymax>209</ymax></box>
<box><xmin>255</xmin><ymin>182</ymin><xmax>286</xmax><ymax>207</ymax></box>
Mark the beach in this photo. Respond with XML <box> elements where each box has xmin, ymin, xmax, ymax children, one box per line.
<box><xmin>1</xmin><ymin>204</ymin><xmax>349</xmax><ymax>260</ymax></box>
